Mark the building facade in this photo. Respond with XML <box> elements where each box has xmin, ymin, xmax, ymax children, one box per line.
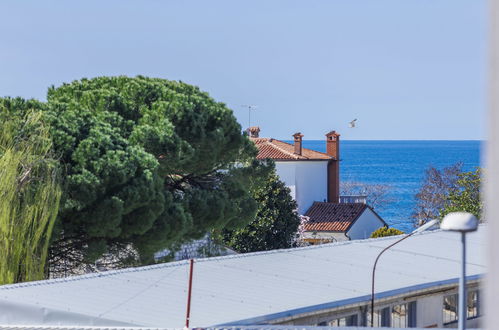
<box><xmin>250</xmin><ymin>127</ymin><xmax>385</xmax><ymax>239</ymax></box>
<box><xmin>275</xmin><ymin>280</ymin><xmax>481</xmax><ymax>328</ymax></box>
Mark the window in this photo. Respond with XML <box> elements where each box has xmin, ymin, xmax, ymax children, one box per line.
<box><xmin>368</xmin><ymin>307</ymin><xmax>390</xmax><ymax>327</ymax></box>
<box><xmin>408</xmin><ymin>301</ymin><xmax>417</xmax><ymax>327</ymax></box>
<box><xmin>390</xmin><ymin>302</ymin><xmax>417</xmax><ymax>328</ymax></box>
<box><xmin>367</xmin><ymin>302</ymin><xmax>416</xmax><ymax>328</ymax></box>
<box><xmin>443</xmin><ymin>290</ymin><xmax>481</xmax><ymax>324</ymax></box>
<box><xmin>443</xmin><ymin>293</ymin><xmax>459</xmax><ymax>324</ymax></box>
<box><xmin>392</xmin><ymin>303</ymin><xmax>408</xmax><ymax>327</ymax></box>
<box><xmin>467</xmin><ymin>290</ymin><xmax>479</xmax><ymax>319</ymax></box>
<box><xmin>329</xmin><ymin>314</ymin><xmax>358</xmax><ymax>327</ymax></box>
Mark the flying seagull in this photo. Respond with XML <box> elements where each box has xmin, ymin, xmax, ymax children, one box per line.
<box><xmin>349</xmin><ymin>119</ymin><xmax>357</xmax><ymax>128</ymax></box>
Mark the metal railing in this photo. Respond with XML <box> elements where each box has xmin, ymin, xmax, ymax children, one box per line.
<box><xmin>339</xmin><ymin>195</ymin><xmax>367</xmax><ymax>204</ymax></box>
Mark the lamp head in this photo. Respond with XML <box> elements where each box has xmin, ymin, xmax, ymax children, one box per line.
<box><xmin>412</xmin><ymin>219</ymin><xmax>439</xmax><ymax>234</ymax></box>
<box><xmin>441</xmin><ymin>212</ymin><xmax>478</xmax><ymax>232</ymax></box>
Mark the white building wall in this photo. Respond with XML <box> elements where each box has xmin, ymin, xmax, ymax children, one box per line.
<box><xmin>416</xmin><ymin>295</ymin><xmax>442</xmax><ymax>328</ymax></box>
<box><xmin>346</xmin><ymin>208</ymin><xmax>385</xmax><ymax>240</ymax></box>
<box><xmin>274</xmin><ymin>162</ymin><xmax>297</xmax><ymax>200</ymax></box>
<box><xmin>274</xmin><ymin>161</ymin><xmax>328</xmax><ymax>215</ymax></box>
<box><xmin>416</xmin><ymin>292</ymin><xmax>481</xmax><ymax>329</ymax></box>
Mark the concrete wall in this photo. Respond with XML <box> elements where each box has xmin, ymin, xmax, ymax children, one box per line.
<box><xmin>275</xmin><ymin>161</ymin><xmax>328</xmax><ymax>214</ymax></box>
<box><xmin>347</xmin><ymin>208</ymin><xmax>385</xmax><ymax>240</ymax></box>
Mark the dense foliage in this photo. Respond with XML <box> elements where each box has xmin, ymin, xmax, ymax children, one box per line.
<box><xmin>219</xmin><ymin>170</ymin><xmax>300</xmax><ymax>253</ymax></box>
<box><xmin>1</xmin><ymin>76</ymin><xmax>271</xmax><ymax>271</ymax></box>
<box><xmin>441</xmin><ymin>168</ymin><xmax>482</xmax><ymax>220</ymax></box>
<box><xmin>0</xmin><ymin>109</ymin><xmax>61</xmax><ymax>283</ymax></box>
<box><xmin>370</xmin><ymin>227</ymin><xmax>404</xmax><ymax>238</ymax></box>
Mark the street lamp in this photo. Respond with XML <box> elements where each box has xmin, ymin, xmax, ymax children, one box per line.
<box><xmin>370</xmin><ymin>219</ymin><xmax>439</xmax><ymax>327</ymax></box>
<box><xmin>441</xmin><ymin>212</ymin><xmax>479</xmax><ymax>330</ymax></box>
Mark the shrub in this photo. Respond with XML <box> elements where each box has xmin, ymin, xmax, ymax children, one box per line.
<box><xmin>370</xmin><ymin>227</ymin><xmax>404</xmax><ymax>238</ymax></box>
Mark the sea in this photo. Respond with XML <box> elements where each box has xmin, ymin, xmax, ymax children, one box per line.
<box><xmin>295</xmin><ymin>140</ymin><xmax>481</xmax><ymax>233</ymax></box>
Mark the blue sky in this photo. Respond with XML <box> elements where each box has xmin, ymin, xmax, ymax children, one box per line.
<box><xmin>0</xmin><ymin>0</ymin><xmax>487</xmax><ymax>140</ymax></box>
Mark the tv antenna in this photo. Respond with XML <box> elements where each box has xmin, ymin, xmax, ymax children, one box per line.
<box><xmin>241</xmin><ymin>105</ymin><xmax>258</xmax><ymax>129</ymax></box>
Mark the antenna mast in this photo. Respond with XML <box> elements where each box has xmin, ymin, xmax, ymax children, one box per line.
<box><xmin>241</xmin><ymin>105</ymin><xmax>258</xmax><ymax>129</ymax></box>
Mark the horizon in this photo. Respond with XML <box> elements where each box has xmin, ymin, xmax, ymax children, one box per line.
<box><xmin>282</xmin><ymin>138</ymin><xmax>484</xmax><ymax>142</ymax></box>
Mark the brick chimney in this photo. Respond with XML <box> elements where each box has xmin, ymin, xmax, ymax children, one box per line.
<box><xmin>293</xmin><ymin>132</ymin><xmax>304</xmax><ymax>155</ymax></box>
<box><xmin>325</xmin><ymin>130</ymin><xmax>340</xmax><ymax>203</ymax></box>
<box><xmin>247</xmin><ymin>126</ymin><xmax>260</xmax><ymax>138</ymax></box>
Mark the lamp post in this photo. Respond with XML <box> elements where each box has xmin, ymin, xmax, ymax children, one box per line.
<box><xmin>370</xmin><ymin>219</ymin><xmax>439</xmax><ymax>327</ymax></box>
<box><xmin>441</xmin><ymin>212</ymin><xmax>478</xmax><ymax>330</ymax></box>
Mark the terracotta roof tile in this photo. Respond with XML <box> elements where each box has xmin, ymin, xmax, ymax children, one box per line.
<box><xmin>250</xmin><ymin>137</ymin><xmax>333</xmax><ymax>161</ymax></box>
<box><xmin>303</xmin><ymin>202</ymin><xmax>368</xmax><ymax>232</ymax></box>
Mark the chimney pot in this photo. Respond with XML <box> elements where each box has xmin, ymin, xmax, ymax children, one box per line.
<box><xmin>293</xmin><ymin>132</ymin><xmax>304</xmax><ymax>155</ymax></box>
<box><xmin>325</xmin><ymin>130</ymin><xmax>340</xmax><ymax>158</ymax></box>
<box><xmin>247</xmin><ymin>126</ymin><xmax>261</xmax><ymax>138</ymax></box>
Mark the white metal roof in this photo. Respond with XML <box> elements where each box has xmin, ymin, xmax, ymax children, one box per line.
<box><xmin>0</xmin><ymin>227</ymin><xmax>486</xmax><ymax>328</ymax></box>
<box><xmin>0</xmin><ymin>327</ymin><xmax>474</xmax><ymax>330</ymax></box>
<box><xmin>0</xmin><ymin>327</ymin><xmax>470</xmax><ymax>330</ymax></box>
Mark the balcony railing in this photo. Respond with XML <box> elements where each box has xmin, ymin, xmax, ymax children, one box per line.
<box><xmin>339</xmin><ymin>195</ymin><xmax>367</xmax><ymax>204</ymax></box>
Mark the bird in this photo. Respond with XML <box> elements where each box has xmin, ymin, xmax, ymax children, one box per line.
<box><xmin>349</xmin><ymin>119</ymin><xmax>357</xmax><ymax>128</ymax></box>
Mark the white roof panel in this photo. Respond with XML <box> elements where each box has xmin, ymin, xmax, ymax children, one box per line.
<box><xmin>0</xmin><ymin>227</ymin><xmax>486</xmax><ymax>328</ymax></box>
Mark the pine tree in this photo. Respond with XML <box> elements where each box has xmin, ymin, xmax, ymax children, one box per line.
<box><xmin>220</xmin><ymin>170</ymin><xmax>300</xmax><ymax>253</ymax></box>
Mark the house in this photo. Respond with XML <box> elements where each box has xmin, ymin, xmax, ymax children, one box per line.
<box><xmin>0</xmin><ymin>226</ymin><xmax>484</xmax><ymax>328</ymax></box>
<box><xmin>249</xmin><ymin>127</ymin><xmax>385</xmax><ymax>240</ymax></box>
<box><xmin>302</xmin><ymin>202</ymin><xmax>387</xmax><ymax>243</ymax></box>
<box><xmin>249</xmin><ymin>127</ymin><xmax>338</xmax><ymax>215</ymax></box>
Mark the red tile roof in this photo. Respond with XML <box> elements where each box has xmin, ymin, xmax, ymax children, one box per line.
<box><xmin>250</xmin><ymin>138</ymin><xmax>333</xmax><ymax>161</ymax></box>
<box><xmin>303</xmin><ymin>202</ymin><xmax>369</xmax><ymax>232</ymax></box>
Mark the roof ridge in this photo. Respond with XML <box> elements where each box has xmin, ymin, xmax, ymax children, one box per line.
<box><xmin>264</xmin><ymin>139</ymin><xmax>301</xmax><ymax>160</ymax></box>
<box><xmin>0</xmin><ymin>228</ymin><xmax>452</xmax><ymax>291</ymax></box>
<box><xmin>250</xmin><ymin>137</ymin><xmax>332</xmax><ymax>160</ymax></box>
<box><xmin>273</xmin><ymin>138</ymin><xmax>333</xmax><ymax>159</ymax></box>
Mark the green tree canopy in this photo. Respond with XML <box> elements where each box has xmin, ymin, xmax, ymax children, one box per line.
<box><xmin>441</xmin><ymin>168</ymin><xmax>482</xmax><ymax>220</ymax></box>
<box><xmin>370</xmin><ymin>227</ymin><xmax>404</xmax><ymax>238</ymax></box>
<box><xmin>219</xmin><ymin>169</ymin><xmax>300</xmax><ymax>253</ymax></box>
<box><xmin>1</xmin><ymin>76</ymin><xmax>270</xmax><ymax>271</ymax></box>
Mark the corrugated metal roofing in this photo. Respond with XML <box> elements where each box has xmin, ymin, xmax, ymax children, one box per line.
<box><xmin>0</xmin><ymin>328</ymin><xmax>166</xmax><ymax>330</ymax></box>
<box><xmin>250</xmin><ymin>138</ymin><xmax>332</xmax><ymax>160</ymax></box>
<box><xmin>0</xmin><ymin>227</ymin><xmax>486</xmax><ymax>328</ymax></box>
<box><xmin>0</xmin><ymin>327</ymin><xmax>463</xmax><ymax>330</ymax></box>
<box><xmin>0</xmin><ymin>327</ymin><xmax>465</xmax><ymax>330</ymax></box>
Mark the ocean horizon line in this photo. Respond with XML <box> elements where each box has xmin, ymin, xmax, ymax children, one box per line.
<box><xmin>281</xmin><ymin>139</ymin><xmax>484</xmax><ymax>142</ymax></box>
